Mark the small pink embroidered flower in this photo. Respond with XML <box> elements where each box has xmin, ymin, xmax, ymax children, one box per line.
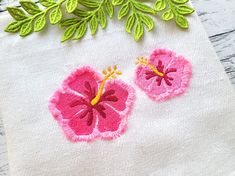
<box><xmin>135</xmin><ymin>48</ymin><xmax>192</xmax><ymax>102</ymax></box>
<box><xmin>49</xmin><ymin>66</ymin><xmax>135</xmax><ymax>142</ymax></box>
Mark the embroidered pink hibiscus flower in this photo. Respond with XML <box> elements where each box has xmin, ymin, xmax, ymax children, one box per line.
<box><xmin>135</xmin><ymin>48</ymin><xmax>192</xmax><ymax>102</ymax></box>
<box><xmin>49</xmin><ymin>66</ymin><xmax>135</xmax><ymax>142</ymax></box>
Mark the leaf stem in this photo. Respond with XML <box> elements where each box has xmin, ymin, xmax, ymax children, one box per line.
<box><xmin>165</xmin><ymin>0</ymin><xmax>178</xmax><ymax>16</ymax></box>
<box><xmin>20</xmin><ymin>0</ymin><xmax>65</xmax><ymax>23</ymax></box>
<box><xmin>129</xmin><ymin>0</ymin><xmax>140</xmax><ymax>21</ymax></box>
<box><xmin>80</xmin><ymin>0</ymin><xmax>106</xmax><ymax>23</ymax></box>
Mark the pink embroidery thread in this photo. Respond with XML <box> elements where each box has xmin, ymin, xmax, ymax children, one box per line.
<box><xmin>135</xmin><ymin>48</ymin><xmax>192</xmax><ymax>102</ymax></box>
<box><xmin>49</xmin><ymin>66</ymin><xmax>135</xmax><ymax>142</ymax></box>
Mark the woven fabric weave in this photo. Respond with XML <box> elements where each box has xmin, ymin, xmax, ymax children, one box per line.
<box><xmin>0</xmin><ymin>7</ymin><xmax>234</xmax><ymax>176</ymax></box>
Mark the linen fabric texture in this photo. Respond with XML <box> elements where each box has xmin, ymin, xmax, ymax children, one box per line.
<box><xmin>0</xmin><ymin>7</ymin><xmax>235</xmax><ymax>176</ymax></box>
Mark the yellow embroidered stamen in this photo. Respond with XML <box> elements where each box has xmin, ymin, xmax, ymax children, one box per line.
<box><xmin>136</xmin><ymin>57</ymin><xmax>164</xmax><ymax>77</ymax></box>
<box><xmin>91</xmin><ymin>65</ymin><xmax>122</xmax><ymax>106</ymax></box>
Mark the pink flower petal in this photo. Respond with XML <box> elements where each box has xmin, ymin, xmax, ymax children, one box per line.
<box><xmin>163</xmin><ymin>56</ymin><xmax>191</xmax><ymax>93</ymax></box>
<box><xmin>67</xmin><ymin>109</ymin><xmax>96</xmax><ymax>136</ymax></box>
<box><xmin>101</xmin><ymin>80</ymin><xmax>129</xmax><ymax>112</ymax></box>
<box><xmin>96</xmin><ymin>80</ymin><xmax>135</xmax><ymax>140</ymax></box>
<box><xmin>135</xmin><ymin>66</ymin><xmax>167</xmax><ymax>95</ymax></box>
<box><xmin>63</xmin><ymin>66</ymin><xmax>101</xmax><ymax>100</ymax></box>
<box><xmin>94</xmin><ymin>104</ymin><xmax>127</xmax><ymax>140</ymax></box>
<box><xmin>51</xmin><ymin>91</ymin><xmax>87</xmax><ymax>120</ymax></box>
<box><xmin>96</xmin><ymin>104</ymin><xmax>121</xmax><ymax>132</ymax></box>
<box><xmin>149</xmin><ymin>48</ymin><xmax>175</xmax><ymax>68</ymax></box>
<box><xmin>59</xmin><ymin>110</ymin><xmax>99</xmax><ymax>142</ymax></box>
<box><xmin>49</xmin><ymin>66</ymin><xmax>136</xmax><ymax>142</ymax></box>
<box><xmin>135</xmin><ymin>48</ymin><xmax>192</xmax><ymax>102</ymax></box>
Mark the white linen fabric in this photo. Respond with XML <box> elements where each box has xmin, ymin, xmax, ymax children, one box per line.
<box><xmin>0</xmin><ymin>7</ymin><xmax>235</xmax><ymax>176</ymax></box>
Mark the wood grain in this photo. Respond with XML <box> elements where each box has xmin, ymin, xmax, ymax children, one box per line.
<box><xmin>0</xmin><ymin>0</ymin><xmax>235</xmax><ymax>175</ymax></box>
<box><xmin>209</xmin><ymin>31</ymin><xmax>235</xmax><ymax>85</ymax></box>
<box><xmin>192</xmin><ymin>0</ymin><xmax>235</xmax><ymax>86</ymax></box>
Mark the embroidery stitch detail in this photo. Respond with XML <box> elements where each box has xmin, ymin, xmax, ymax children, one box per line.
<box><xmin>136</xmin><ymin>57</ymin><xmax>164</xmax><ymax>77</ymax></box>
<box><xmin>49</xmin><ymin>66</ymin><xmax>135</xmax><ymax>142</ymax></box>
<box><xmin>154</xmin><ymin>0</ymin><xmax>195</xmax><ymax>29</ymax></box>
<box><xmin>4</xmin><ymin>0</ymin><xmax>195</xmax><ymax>41</ymax></box>
<box><xmin>135</xmin><ymin>48</ymin><xmax>192</xmax><ymax>102</ymax></box>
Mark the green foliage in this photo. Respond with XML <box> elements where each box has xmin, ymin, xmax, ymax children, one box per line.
<box><xmin>104</xmin><ymin>0</ymin><xmax>114</xmax><ymax>17</ymax></box>
<box><xmin>4</xmin><ymin>0</ymin><xmax>195</xmax><ymax>42</ymax></box>
<box><xmin>162</xmin><ymin>9</ymin><xmax>174</xmax><ymax>21</ymax></box>
<box><xmin>20</xmin><ymin>1</ymin><xmax>41</xmax><ymax>15</ymax></box>
<box><xmin>98</xmin><ymin>7</ymin><xmax>107</xmax><ymax>28</ymax></box>
<box><xmin>34</xmin><ymin>14</ymin><xmax>46</xmax><ymax>32</ymax></box>
<box><xmin>61</xmin><ymin>0</ymin><xmax>114</xmax><ymax>42</ymax></box>
<box><xmin>113</xmin><ymin>0</ymin><xmax>155</xmax><ymax>41</ymax></box>
<box><xmin>6</xmin><ymin>7</ymin><xmax>27</xmax><ymax>21</ymax></box>
<box><xmin>49</xmin><ymin>6</ymin><xmax>63</xmax><ymax>24</ymax></box>
<box><xmin>4</xmin><ymin>21</ymin><xmax>23</xmax><ymax>32</ymax></box>
<box><xmin>66</xmin><ymin>0</ymin><xmax>78</xmax><ymax>13</ymax></box>
<box><xmin>125</xmin><ymin>14</ymin><xmax>135</xmax><ymax>33</ymax></box>
<box><xmin>5</xmin><ymin>0</ymin><xmax>65</xmax><ymax>36</ymax></box>
<box><xmin>154</xmin><ymin>0</ymin><xmax>166</xmax><ymax>12</ymax></box>
<box><xmin>90</xmin><ymin>15</ymin><xmax>98</xmax><ymax>34</ymax></box>
<box><xmin>20</xmin><ymin>20</ymin><xmax>33</xmax><ymax>36</ymax></box>
<box><xmin>154</xmin><ymin>0</ymin><xmax>195</xmax><ymax>29</ymax></box>
<box><xmin>118</xmin><ymin>2</ymin><xmax>130</xmax><ymax>20</ymax></box>
<box><xmin>39</xmin><ymin>0</ymin><xmax>56</xmax><ymax>7</ymax></box>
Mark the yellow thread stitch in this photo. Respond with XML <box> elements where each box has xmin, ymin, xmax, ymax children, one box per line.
<box><xmin>91</xmin><ymin>65</ymin><xmax>122</xmax><ymax>106</ymax></box>
<box><xmin>136</xmin><ymin>57</ymin><xmax>164</xmax><ymax>77</ymax></box>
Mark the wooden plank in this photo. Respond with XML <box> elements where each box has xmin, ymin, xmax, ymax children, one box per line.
<box><xmin>191</xmin><ymin>0</ymin><xmax>235</xmax><ymax>36</ymax></box>
<box><xmin>210</xmin><ymin>31</ymin><xmax>235</xmax><ymax>86</ymax></box>
<box><xmin>192</xmin><ymin>0</ymin><xmax>235</xmax><ymax>87</ymax></box>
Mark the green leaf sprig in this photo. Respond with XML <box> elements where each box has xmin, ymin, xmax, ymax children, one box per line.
<box><xmin>113</xmin><ymin>0</ymin><xmax>155</xmax><ymax>41</ymax></box>
<box><xmin>60</xmin><ymin>0</ymin><xmax>113</xmax><ymax>42</ymax></box>
<box><xmin>5</xmin><ymin>0</ymin><xmax>65</xmax><ymax>36</ymax></box>
<box><xmin>4</xmin><ymin>0</ymin><xmax>195</xmax><ymax>42</ymax></box>
<box><xmin>154</xmin><ymin>0</ymin><xmax>194</xmax><ymax>29</ymax></box>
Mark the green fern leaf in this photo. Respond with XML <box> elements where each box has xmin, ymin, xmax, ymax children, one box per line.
<box><xmin>20</xmin><ymin>1</ymin><xmax>41</xmax><ymax>15</ymax></box>
<box><xmin>118</xmin><ymin>2</ymin><xmax>130</xmax><ymax>19</ymax></box>
<box><xmin>34</xmin><ymin>14</ymin><xmax>46</xmax><ymax>31</ymax></box>
<box><xmin>125</xmin><ymin>14</ymin><xmax>135</xmax><ymax>33</ymax></box>
<box><xmin>98</xmin><ymin>7</ymin><xmax>107</xmax><ymax>28</ymax></box>
<box><xmin>6</xmin><ymin>7</ymin><xmax>27</xmax><ymax>21</ymax></box>
<box><xmin>20</xmin><ymin>20</ymin><xmax>33</xmax><ymax>36</ymax></box>
<box><xmin>66</xmin><ymin>0</ymin><xmax>78</xmax><ymax>13</ymax></box>
<box><xmin>155</xmin><ymin>0</ymin><xmax>194</xmax><ymax>29</ymax></box>
<box><xmin>73</xmin><ymin>21</ymin><xmax>88</xmax><ymax>40</ymax></box>
<box><xmin>134</xmin><ymin>21</ymin><xmax>144</xmax><ymax>41</ymax></box>
<box><xmin>90</xmin><ymin>15</ymin><xmax>98</xmax><ymax>35</ymax></box>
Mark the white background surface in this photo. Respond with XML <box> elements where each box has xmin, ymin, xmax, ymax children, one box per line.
<box><xmin>0</xmin><ymin>0</ymin><xmax>235</xmax><ymax>175</ymax></box>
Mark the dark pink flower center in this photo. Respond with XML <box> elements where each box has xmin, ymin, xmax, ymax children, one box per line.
<box><xmin>69</xmin><ymin>81</ymin><xmax>118</xmax><ymax>126</ymax></box>
<box><xmin>145</xmin><ymin>60</ymin><xmax>177</xmax><ymax>86</ymax></box>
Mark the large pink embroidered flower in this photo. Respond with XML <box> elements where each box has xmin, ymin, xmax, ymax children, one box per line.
<box><xmin>135</xmin><ymin>48</ymin><xmax>192</xmax><ymax>102</ymax></box>
<box><xmin>49</xmin><ymin>66</ymin><xmax>135</xmax><ymax>142</ymax></box>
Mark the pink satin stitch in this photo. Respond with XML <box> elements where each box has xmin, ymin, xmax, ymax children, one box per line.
<box><xmin>135</xmin><ymin>48</ymin><xmax>192</xmax><ymax>102</ymax></box>
<box><xmin>49</xmin><ymin>66</ymin><xmax>135</xmax><ymax>142</ymax></box>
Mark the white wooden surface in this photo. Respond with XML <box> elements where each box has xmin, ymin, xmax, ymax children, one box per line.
<box><xmin>0</xmin><ymin>0</ymin><xmax>235</xmax><ymax>175</ymax></box>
